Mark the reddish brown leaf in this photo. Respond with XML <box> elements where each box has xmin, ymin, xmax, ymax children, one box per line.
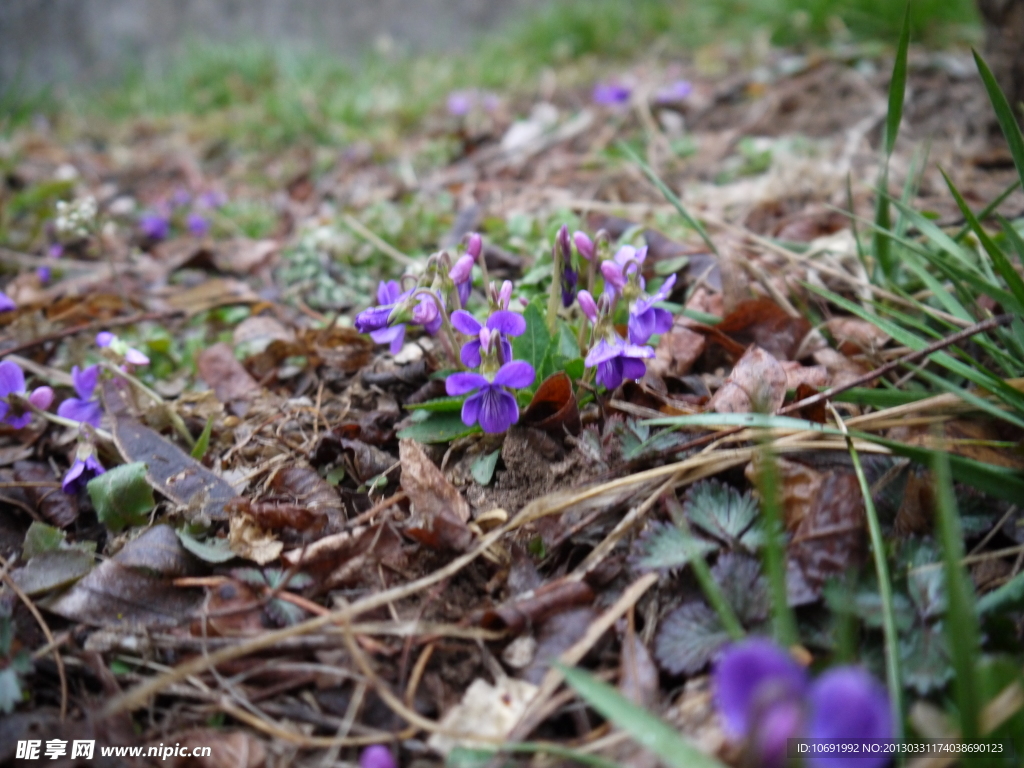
<box><xmin>791</xmin><ymin>382</ymin><xmax>827</xmax><ymax>424</ymax></box>
<box><xmin>715</xmin><ymin>298</ymin><xmax>811</xmax><ymax>361</ymax></box>
<box><xmin>826</xmin><ymin>316</ymin><xmax>890</xmax><ymax>356</ymax></box>
<box><xmin>478</xmin><ymin>579</ymin><xmax>594</xmax><ymax>634</ymax></box>
<box><xmin>649</xmin><ymin>322</ymin><xmax>706</xmax><ymax>379</ymax></box>
<box><xmin>197</xmin><ymin>342</ymin><xmax>261</xmax><ymax>404</ymax></box>
<box><xmin>708</xmin><ymin>345</ymin><xmax>787</xmax><ymax>414</ymax></box>
<box><xmin>164</xmin><ymin>729</ymin><xmax>267</xmax><ymax>768</ymax></box>
<box><xmin>521</xmin><ymin>372</ymin><xmax>581</xmax><ymax>437</ymax></box>
<box><xmin>13</xmin><ymin>461</ymin><xmax>78</xmax><ymax>528</ymax></box>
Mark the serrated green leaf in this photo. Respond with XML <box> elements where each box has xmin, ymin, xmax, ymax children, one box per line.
<box><xmin>405</xmin><ymin>395</ymin><xmax>467</xmax><ymax>412</ymax></box>
<box><xmin>631</xmin><ymin>522</ymin><xmax>717</xmax><ymax>572</ymax></box>
<box><xmin>22</xmin><ymin>521</ymin><xmax>66</xmax><ymax>560</ymax></box>
<box><xmin>512</xmin><ymin>300</ymin><xmax>551</xmax><ymax>374</ymax></box>
<box><xmin>396</xmin><ymin>411</ymin><xmax>479</xmax><ymax>443</ymax></box>
<box><xmin>559</xmin><ymin>663</ymin><xmax>728</xmax><ymax>768</ymax></box>
<box><xmin>711</xmin><ymin>552</ymin><xmax>769</xmax><ymax>626</ymax></box>
<box><xmin>177</xmin><ymin>530</ymin><xmax>236</xmax><ymax>563</ymax></box>
<box><xmin>191</xmin><ymin>416</ymin><xmax>214</xmax><ymax>460</ymax></box>
<box><xmin>87</xmin><ymin>462</ymin><xmax>155</xmax><ymax>533</ymax></box>
<box><xmin>470</xmin><ymin>449</ymin><xmax>500</xmax><ymax>486</ymax></box>
<box><xmin>654</xmin><ymin>602</ymin><xmax>732</xmax><ymax>676</ymax></box>
<box><xmin>684</xmin><ymin>480</ymin><xmax>763</xmax><ymax>551</ymax></box>
<box><xmin>974</xmin><ymin>50</ymin><xmax>1024</xmax><ymax>193</ymax></box>
<box><xmin>901</xmin><ymin>623</ymin><xmax>953</xmax><ymax>695</ymax></box>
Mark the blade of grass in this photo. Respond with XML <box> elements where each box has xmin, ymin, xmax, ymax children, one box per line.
<box><xmin>829</xmin><ymin>404</ymin><xmax>903</xmax><ymax>739</ymax></box>
<box><xmin>753</xmin><ymin>445</ymin><xmax>799</xmax><ymax>647</ymax></box>
<box><xmin>558</xmin><ymin>664</ymin><xmax>729</xmax><ymax>768</ymax></box>
<box><xmin>973</xmin><ymin>50</ymin><xmax>1024</xmax><ymax>192</ymax></box>
<box><xmin>933</xmin><ymin>441</ymin><xmax>982</xmax><ymax>741</ymax></box>
<box><xmin>953</xmin><ymin>180</ymin><xmax>1021</xmax><ymax>243</ymax></box>
<box><xmin>617</xmin><ymin>141</ymin><xmax>718</xmax><ymax>256</ymax></box>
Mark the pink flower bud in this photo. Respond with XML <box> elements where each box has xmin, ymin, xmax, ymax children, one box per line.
<box><xmin>573</xmin><ymin>231</ymin><xmax>595</xmax><ymax>261</ymax></box>
<box><xmin>29</xmin><ymin>386</ymin><xmax>54</xmax><ymax>410</ymax></box>
<box><xmin>498</xmin><ymin>280</ymin><xmax>513</xmax><ymax>310</ymax></box>
<box><xmin>449</xmin><ymin>254</ymin><xmax>474</xmax><ymax>284</ymax></box>
<box><xmin>466</xmin><ymin>232</ymin><xmax>482</xmax><ymax>259</ymax></box>
<box><xmin>478</xmin><ymin>327</ymin><xmax>493</xmax><ymax>352</ymax></box>
<box><xmin>577</xmin><ymin>290</ymin><xmax>599</xmax><ymax>323</ymax></box>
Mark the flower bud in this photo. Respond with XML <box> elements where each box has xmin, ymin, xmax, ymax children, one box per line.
<box><xmin>466</xmin><ymin>232</ymin><xmax>482</xmax><ymax>259</ymax></box>
<box><xmin>573</xmin><ymin>231</ymin><xmax>594</xmax><ymax>261</ymax></box>
<box><xmin>29</xmin><ymin>386</ymin><xmax>54</xmax><ymax>410</ymax></box>
<box><xmin>557</xmin><ymin>224</ymin><xmax>572</xmax><ymax>261</ymax></box>
<box><xmin>449</xmin><ymin>254</ymin><xmax>475</xmax><ymax>284</ymax></box>
<box><xmin>577</xmin><ymin>290</ymin><xmax>598</xmax><ymax>323</ymax></box>
<box><xmin>498</xmin><ymin>280</ymin><xmax>513</xmax><ymax>310</ymax></box>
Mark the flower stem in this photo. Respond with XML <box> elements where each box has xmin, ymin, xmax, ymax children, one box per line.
<box><xmin>102</xmin><ymin>362</ymin><xmax>195</xmax><ymax>448</ymax></box>
<box><xmin>546</xmin><ymin>240</ymin><xmax>562</xmax><ymax>336</ymax></box>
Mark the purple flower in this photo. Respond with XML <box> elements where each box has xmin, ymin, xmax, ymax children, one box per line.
<box><xmin>573</xmin><ymin>231</ymin><xmax>595</xmax><ymax>261</ymax></box>
<box><xmin>170</xmin><ymin>188</ymin><xmax>192</xmax><ymax>208</ymax></box>
<box><xmin>139</xmin><ymin>212</ymin><xmax>170</xmax><ymax>241</ymax></box>
<box><xmin>656</xmin><ymin>80</ymin><xmax>693</xmax><ymax>104</ymax></box>
<box><xmin>62</xmin><ymin>451</ymin><xmax>105</xmax><ymax>494</ymax></box>
<box><xmin>355</xmin><ymin>281</ymin><xmax>411</xmax><ymax>354</ymax></box>
<box><xmin>0</xmin><ymin>360</ymin><xmax>54</xmax><ymax>429</ymax></box>
<box><xmin>447</xmin><ymin>90</ymin><xmax>473</xmax><ymax>116</ymax></box>
<box><xmin>187</xmin><ymin>212</ymin><xmax>209</xmax><ymax>237</ymax></box>
<box><xmin>0</xmin><ymin>291</ymin><xmax>15</xmax><ymax>313</ymax></box>
<box><xmin>96</xmin><ymin>332</ymin><xmax>149</xmax><ymax>365</ymax></box>
<box><xmin>450</xmin><ymin>253</ymin><xmax>475</xmax><ymax>306</ymax></box>
<box><xmin>359</xmin><ymin>745</ymin><xmax>397</xmax><ymax>768</ymax></box>
<box><xmin>48</xmin><ymin>243</ymin><xmax>64</xmax><ymax>258</ymax></box>
<box><xmin>593</xmin><ymin>81</ymin><xmax>632</xmax><ymax>105</ymax></box>
<box><xmin>577</xmin><ymin>290</ymin><xmax>599</xmax><ymax>323</ymax></box>
<box><xmin>37</xmin><ymin>267</ymin><xmax>51</xmax><ymax>284</ymax></box>
<box><xmin>197</xmin><ymin>190</ymin><xmax>227</xmax><ymax>209</ymax></box>
<box><xmin>600</xmin><ymin>244</ymin><xmax>648</xmax><ymax>296</ymax></box>
<box><xmin>411</xmin><ymin>292</ymin><xmax>444</xmax><ymax>336</ymax></box>
<box><xmin>57</xmin><ymin>365</ymin><xmax>103</xmax><ymax>427</ymax></box>
<box><xmin>628</xmin><ymin>273</ymin><xmax>676</xmax><ymax>344</ymax></box>
<box><xmin>714</xmin><ymin>639</ymin><xmax>893</xmax><ymax>768</ymax></box>
<box><xmin>584</xmin><ymin>335</ymin><xmax>654</xmax><ymax>390</ymax></box>
<box><xmin>446</xmin><ymin>360</ymin><xmax>535</xmax><ymax>433</ymax></box>
<box><xmin>466</xmin><ymin>232</ymin><xmax>482</xmax><ymax>259</ymax></box>
<box><xmin>451</xmin><ymin>309</ymin><xmax>525</xmax><ymax>367</ymax></box>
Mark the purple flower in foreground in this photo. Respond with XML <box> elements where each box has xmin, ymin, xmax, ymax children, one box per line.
<box><xmin>359</xmin><ymin>745</ymin><xmax>397</xmax><ymax>768</ymax></box>
<box><xmin>96</xmin><ymin>332</ymin><xmax>149</xmax><ymax>366</ymax></box>
<box><xmin>601</xmin><ymin>244</ymin><xmax>648</xmax><ymax>296</ymax></box>
<box><xmin>584</xmin><ymin>335</ymin><xmax>654</xmax><ymax>390</ymax></box>
<box><xmin>593</xmin><ymin>81</ymin><xmax>632</xmax><ymax>105</ymax></box>
<box><xmin>714</xmin><ymin>639</ymin><xmax>892</xmax><ymax>768</ymax></box>
<box><xmin>187</xmin><ymin>212</ymin><xmax>210</xmax><ymax>237</ymax></box>
<box><xmin>573</xmin><ymin>231</ymin><xmax>595</xmax><ymax>261</ymax></box>
<box><xmin>0</xmin><ymin>360</ymin><xmax>54</xmax><ymax>429</ymax></box>
<box><xmin>139</xmin><ymin>212</ymin><xmax>170</xmax><ymax>241</ymax></box>
<box><xmin>446</xmin><ymin>360</ymin><xmax>535</xmax><ymax>433</ymax></box>
<box><xmin>62</xmin><ymin>450</ymin><xmax>105</xmax><ymax>494</ymax></box>
<box><xmin>628</xmin><ymin>273</ymin><xmax>676</xmax><ymax>344</ymax></box>
<box><xmin>656</xmin><ymin>79</ymin><xmax>693</xmax><ymax>103</ymax></box>
<box><xmin>0</xmin><ymin>291</ymin><xmax>15</xmax><ymax>313</ymax></box>
<box><xmin>57</xmin><ymin>365</ymin><xmax>103</xmax><ymax>427</ymax></box>
<box><xmin>354</xmin><ymin>281</ymin><xmax>410</xmax><ymax>354</ymax></box>
<box><xmin>451</xmin><ymin>309</ymin><xmax>525</xmax><ymax>367</ymax></box>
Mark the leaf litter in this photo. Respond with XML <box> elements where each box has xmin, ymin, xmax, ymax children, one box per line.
<box><xmin>2</xmin><ymin>22</ymin><xmax>1024</xmax><ymax>768</ymax></box>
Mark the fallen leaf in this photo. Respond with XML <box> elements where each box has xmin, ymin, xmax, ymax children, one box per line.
<box><xmin>11</xmin><ymin>549</ymin><xmax>94</xmax><ymax>596</ymax></box>
<box><xmin>708</xmin><ymin>345</ymin><xmax>787</xmax><ymax>414</ymax></box>
<box><xmin>780</xmin><ymin>361</ymin><xmax>830</xmax><ymax>390</ymax></box>
<box><xmin>812</xmin><ymin>347</ymin><xmax>872</xmax><ymax>389</ymax></box>
<box><xmin>228</xmin><ymin>512</ymin><xmax>283</xmax><ymax>565</ymax></box>
<box><xmin>521</xmin><ymin>372</ymin><xmax>581</xmax><ymax>437</ymax></box>
<box><xmin>13</xmin><ymin>461</ymin><xmax>77</xmax><ymax>528</ymax></box>
<box><xmin>427</xmin><ymin>677</ymin><xmax>539</xmax><ymax>756</ymax></box>
<box><xmin>400</xmin><ymin>439</ymin><xmax>473</xmax><ymax>551</ymax></box>
<box><xmin>478</xmin><ymin>578</ymin><xmax>594</xmax><ymax>634</ymax></box>
<box><xmin>715</xmin><ymin>298</ymin><xmax>810</xmax><ymax>361</ymax></box>
<box><xmin>44</xmin><ymin>524</ymin><xmax>202</xmax><ymax>627</ymax></box>
<box><xmin>649</xmin><ymin>322</ymin><xmax>706</xmax><ymax>378</ymax></box>
<box><xmin>197</xmin><ymin>343</ymin><xmax>261</xmax><ymax>404</ymax></box>
<box><xmin>826</xmin><ymin>316</ymin><xmax>890</xmax><ymax>356</ymax></box>
<box><xmin>165</xmin><ymin>728</ymin><xmax>267</xmax><ymax>768</ymax></box>
<box><xmin>619</xmin><ymin>620</ymin><xmax>659</xmax><ymax>708</ymax></box>
<box><xmin>214</xmin><ymin>238</ymin><xmax>278</xmax><ymax>275</ymax></box>
<box><xmin>165</xmin><ymin>277</ymin><xmax>259</xmax><ymax>316</ymax></box>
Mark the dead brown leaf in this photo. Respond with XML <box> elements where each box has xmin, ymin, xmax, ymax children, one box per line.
<box><xmin>521</xmin><ymin>371</ymin><xmax>581</xmax><ymax>437</ymax></box>
<box><xmin>649</xmin><ymin>322</ymin><xmax>706</xmax><ymax>378</ymax></box>
<box><xmin>166</xmin><ymin>728</ymin><xmax>267</xmax><ymax>768</ymax></box>
<box><xmin>715</xmin><ymin>298</ymin><xmax>811</xmax><ymax>361</ymax></box>
<box><xmin>197</xmin><ymin>342</ymin><xmax>261</xmax><ymax>404</ymax></box>
<box><xmin>400</xmin><ymin>439</ymin><xmax>474</xmax><ymax>551</ymax></box>
<box><xmin>708</xmin><ymin>345</ymin><xmax>787</xmax><ymax>414</ymax></box>
<box><xmin>13</xmin><ymin>460</ymin><xmax>78</xmax><ymax>528</ymax></box>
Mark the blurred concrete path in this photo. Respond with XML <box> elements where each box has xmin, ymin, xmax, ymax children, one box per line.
<box><xmin>1</xmin><ymin>0</ymin><xmax>543</xmax><ymax>89</ymax></box>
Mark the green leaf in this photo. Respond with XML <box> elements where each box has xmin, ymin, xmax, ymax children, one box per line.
<box><xmin>470</xmin><ymin>449</ymin><xmax>500</xmax><ymax>486</ymax></box>
<box><xmin>87</xmin><ymin>462</ymin><xmax>155</xmax><ymax>533</ymax></box>
<box><xmin>974</xmin><ymin>50</ymin><xmax>1024</xmax><ymax>194</ymax></box>
<box><xmin>645</xmin><ymin>412</ymin><xmax>835</xmax><ymax>433</ymax></box>
<box><xmin>833</xmin><ymin>388</ymin><xmax>930</xmax><ymax>408</ymax></box>
<box><xmin>191</xmin><ymin>417</ymin><xmax>214</xmax><ymax>460</ymax></box>
<box><xmin>654</xmin><ymin>602</ymin><xmax>732</xmax><ymax>676</ymax></box>
<box><xmin>512</xmin><ymin>299</ymin><xmax>551</xmax><ymax>375</ymax></box>
<box><xmin>0</xmin><ymin>667</ymin><xmax>24</xmax><ymax>714</ymax></box>
<box><xmin>977</xmin><ymin>570</ymin><xmax>1024</xmax><ymax>615</ymax></box>
<box><xmin>684</xmin><ymin>479</ymin><xmax>762</xmax><ymax>551</ymax></box>
<box><xmin>177</xmin><ymin>530</ymin><xmax>236</xmax><ymax>563</ymax></box>
<box><xmin>631</xmin><ymin>521</ymin><xmax>717</xmax><ymax>572</ymax></box>
<box><xmin>22</xmin><ymin>521</ymin><xmax>66</xmax><ymax>560</ymax></box>
<box><xmin>405</xmin><ymin>395</ymin><xmax>467</xmax><ymax>412</ymax></box>
<box><xmin>10</xmin><ymin>549</ymin><xmax>94</xmax><ymax>596</ymax></box>
<box><xmin>901</xmin><ymin>624</ymin><xmax>953</xmax><ymax>695</ymax></box>
<box><xmin>885</xmin><ymin>4</ymin><xmax>912</xmax><ymax>156</ymax></box>
<box><xmin>539</xmin><ymin>320</ymin><xmax>582</xmax><ymax>380</ymax></box>
<box><xmin>711</xmin><ymin>552</ymin><xmax>769</xmax><ymax>626</ymax></box>
<box><xmin>396</xmin><ymin>411</ymin><xmax>479</xmax><ymax>443</ymax></box>
<box><xmin>558</xmin><ymin>663</ymin><xmax>729</xmax><ymax>768</ymax></box>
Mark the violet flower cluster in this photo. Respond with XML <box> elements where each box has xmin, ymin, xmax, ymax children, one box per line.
<box><xmin>0</xmin><ymin>361</ymin><xmax>54</xmax><ymax>430</ymax></box>
<box><xmin>138</xmin><ymin>189</ymin><xmax>225</xmax><ymax>242</ymax></box>
<box><xmin>714</xmin><ymin>639</ymin><xmax>892</xmax><ymax>768</ymax></box>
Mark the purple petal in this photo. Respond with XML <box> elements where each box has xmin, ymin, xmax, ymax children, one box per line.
<box><xmin>493</xmin><ymin>360</ymin><xmax>535</xmax><ymax>389</ymax></box>
<box><xmin>451</xmin><ymin>310</ymin><xmax>483</xmax><ymax>336</ymax></box>
<box><xmin>478</xmin><ymin>387</ymin><xmax>518</xmax><ymax>433</ymax></box>
<box><xmin>486</xmin><ymin>310</ymin><xmax>526</xmax><ymax>337</ymax></box>
<box><xmin>807</xmin><ymin>668</ymin><xmax>891</xmax><ymax>768</ymax></box>
<box><xmin>187</xmin><ymin>213</ymin><xmax>209</xmax><ymax>237</ymax></box>
<box><xmin>0</xmin><ymin>360</ymin><xmax>26</xmax><ymax>398</ymax></box>
<box><xmin>355</xmin><ymin>305</ymin><xmax>393</xmax><ymax>334</ymax></box>
<box><xmin>753</xmin><ymin>697</ymin><xmax>806</xmax><ymax>768</ymax></box>
<box><xmin>446</xmin><ymin>372</ymin><xmax>488</xmax><ymax>396</ymax></box>
<box><xmin>652</xmin><ymin>273</ymin><xmax>678</xmax><ymax>302</ymax></box>
<box><xmin>578</xmin><ymin>290</ymin><xmax>598</xmax><ymax>323</ymax></box>
<box><xmin>628</xmin><ymin>309</ymin><xmax>657</xmax><ymax>345</ymax></box>
<box><xmin>71</xmin><ymin>365</ymin><xmax>100</xmax><ymax>401</ymax></box>
<box><xmin>62</xmin><ymin>460</ymin><xmax>85</xmax><ymax>493</ymax></box>
<box><xmin>713</xmin><ymin>639</ymin><xmax>809</xmax><ymax>737</ymax></box>
<box><xmin>58</xmin><ymin>397</ymin><xmax>104</xmax><ymax>427</ymax></box>
<box><xmin>592</xmin><ymin>82</ymin><xmax>632</xmax><ymax>105</ymax></box>
<box><xmin>466</xmin><ymin>233</ymin><xmax>482</xmax><ymax>259</ymax></box>
<box><xmin>620</xmin><ymin>357</ymin><xmax>647</xmax><ymax>381</ymax></box>
<box><xmin>656</xmin><ymin>80</ymin><xmax>693</xmax><ymax>103</ymax></box>
<box><xmin>573</xmin><ymin>231</ymin><xmax>594</xmax><ymax>261</ymax></box>
<box><xmin>450</xmin><ymin>254</ymin><xmax>475</xmax><ymax>284</ymax></box>
<box><xmin>458</xmin><ymin>280</ymin><xmax>471</xmax><ymax>307</ymax></box>
<box><xmin>96</xmin><ymin>332</ymin><xmax>114</xmax><ymax>348</ymax></box>
<box><xmin>371</xmin><ymin>325</ymin><xmax>405</xmax><ymax>354</ymax></box>
<box><xmin>0</xmin><ymin>291</ymin><xmax>16</xmax><ymax>312</ymax></box>
<box><xmin>622</xmin><ymin>343</ymin><xmax>656</xmax><ymax>359</ymax></box>
<box><xmin>28</xmin><ymin>387</ymin><xmax>53</xmax><ymax>410</ymax></box>
<box><xmin>498</xmin><ymin>281</ymin><xmax>512</xmax><ymax>309</ymax></box>
<box><xmin>461</xmin><ymin>391</ymin><xmax>482</xmax><ymax>427</ymax></box>
<box><xmin>460</xmin><ymin>339</ymin><xmax>482</xmax><ymax>368</ymax></box>
<box><xmin>652</xmin><ymin>307</ymin><xmax>674</xmax><ymax>335</ymax></box>
<box><xmin>125</xmin><ymin>348</ymin><xmax>150</xmax><ymax>366</ymax></box>
<box><xmin>378</xmin><ymin>280</ymin><xmax>401</xmax><ymax>305</ymax></box>
<box><xmin>596</xmin><ymin>359</ymin><xmax>624</xmax><ymax>390</ymax></box>
<box><xmin>584</xmin><ymin>337</ymin><xmax>624</xmax><ymax>367</ymax></box>
<box><xmin>359</xmin><ymin>745</ymin><xmax>397</xmax><ymax>768</ymax></box>
<box><xmin>4</xmin><ymin>412</ymin><xmax>32</xmax><ymax>430</ymax></box>
<box><xmin>447</xmin><ymin>91</ymin><xmax>473</xmax><ymax>116</ymax></box>
<box><xmin>601</xmin><ymin>260</ymin><xmax>626</xmax><ymax>290</ymax></box>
